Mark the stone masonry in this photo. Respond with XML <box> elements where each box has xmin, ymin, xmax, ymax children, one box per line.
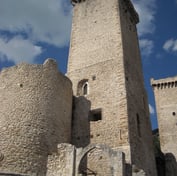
<box><xmin>67</xmin><ymin>0</ymin><xmax>156</xmax><ymax>175</ymax></box>
<box><xmin>151</xmin><ymin>77</ymin><xmax>177</xmax><ymax>160</ymax></box>
<box><xmin>0</xmin><ymin>59</ymin><xmax>73</xmax><ymax>175</ymax></box>
<box><xmin>0</xmin><ymin>0</ymin><xmax>161</xmax><ymax>175</ymax></box>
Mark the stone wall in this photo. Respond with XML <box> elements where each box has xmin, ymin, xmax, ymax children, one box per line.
<box><xmin>47</xmin><ymin>143</ymin><xmax>126</xmax><ymax>176</ymax></box>
<box><xmin>151</xmin><ymin>76</ymin><xmax>177</xmax><ymax>168</ymax></box>
<box><xmin>0</xmin><ymin>59</ymin><xmax>73</xmax><ymax>176</ymax></box>
<box><xmin>47</xmin><ymin>143</ymin><xmax>75</xmax><ymax>176</ymax></box>
<box><xmin>47</xmin><ymin>143</ymin><xmax>148</xmax><ymax>176</ymax></box>
<box><xmin>68</xmin><ymin>0</ymin><xmax>130</xmax><ymax>158</ymax></box>
<box><xmin>76</xmin><ymin>144</ymin><xmax>126</xmax><ymax>176</ymax></box>
<box><xmin>68</xmin><ymin>1</ymin><xmax>157</xmax><ymax>176</ymax></box>
<box><xmin>119</xmin><ymin>1</ymin><xmax>157</xmax><ymax>175</ymax></box>
<box><xmin>71</xmin><ymin>96</ymin><xmax>91</xmax><ymax>148</ymax></box>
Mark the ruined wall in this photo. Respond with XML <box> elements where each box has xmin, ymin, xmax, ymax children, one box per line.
<box><xmin>76</xmin><ymin>144</ymin><xmax>126</xmax><ymax>176</ymax></box>
<box><xmin>0</xmin><ymin>59</ymin><xmax>73</xmax><ymax>176</ymax></box>
<box><xmin>48</xmin><ymin>143</ymin><xmax>127</xmax><ymax>176</ymax></box>
<box><xmin>151</xmin><ymin>77</ymin><xmax>177</xmax><ymax>160</ymax></box>
<box><xmin>47</xmin><ymin>143</ymin><xmax>75</xmax><ymax>176</ymax></box>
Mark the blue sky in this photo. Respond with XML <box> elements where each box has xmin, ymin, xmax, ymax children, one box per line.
<box><xmin>0</xmin><ymin>0</ymin><xmax>177</xmax><ymax>129</ymax></box>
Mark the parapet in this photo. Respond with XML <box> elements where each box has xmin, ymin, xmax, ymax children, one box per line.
<box><xmin>0</xmin><ymin>59</ymin><xmax>73</xmax><ymax>175</ymax></box>
<box><xmin>151</xmin><ymin>76</ymin><xmax>177</xmax><ymax>90</ymax></box>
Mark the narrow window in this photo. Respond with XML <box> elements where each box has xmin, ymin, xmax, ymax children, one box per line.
<box><xmin>119</xmin><ymin>129</ymin><xmax>122</xmax><ymax>140</ymax></box>
<box><xmin>83</xmin><ymin>82</ymin><xmax>88</xmax><ymax>95</ymax></box>
<box><xmin>90</xmin><ymin>109</ymin><xmax>102</xmax><ymax>121</ymax></box>
<box><xmin>136</xmin><ymin>113</ymin><xmax>141</xmax><ymax>137</ymax></box>
<box><xmin>143</xmin><ymin>96</ymin><xmax>146</xmax><ymax>108</ymax></box>
<box><xmin>77</xmin><ymin>79</ymin><xmax>89</xmax><ymax>96</ymax></box>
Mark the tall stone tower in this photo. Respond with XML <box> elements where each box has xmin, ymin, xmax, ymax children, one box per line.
<box><xmin>151</xmin><ymin>76</ymin><xmax>177</xmax><ymax>159</ymax></box>
<box><xmin>67</xmin><ymin>0</ymin><xmax>156</xmax><ymax>175</ymax></box>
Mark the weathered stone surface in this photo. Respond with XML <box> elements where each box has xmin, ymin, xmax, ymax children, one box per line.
<box><xmin>151</xmin><ymin>77</ymin><xmax>177</xmax><ymax>159</ymax></box>
<box><xmin>67</xmin><ymin>0</ymin><xmax>157</xmax><ymax>175</ymax></box>
<box><xmin>76</xmin><ymin>144</ymin><xmax>126</xmax><ymax>176</ymax></box>
<box><xmin>47</xmin><ymin>143</ymin><xmax>75</xmax><ymax>176</ymax></box>
<box><xmin>0</xmin><ymin>59</ymin><xmax>73</xmax><ymax>176</ymax></box>
<box><xmin>0</xmin><ymin>0</ymin><xmax>160</xmax><ymax>175</ymax></box>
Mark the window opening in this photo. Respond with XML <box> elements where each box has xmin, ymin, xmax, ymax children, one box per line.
<box><xmin>92</xmin><ymin>75</ymin><xmax>96</xmax><ymax>80</ymax></box>
<box><xmin>77</xmin><ymin>79</ymin><xmax>89</xmax><ymax>96</ymax></box>
<box><xmin>136</xmin><ymin>113</ymin><xmax>141</xmax><ymax>137</ymax></box>
<box><xmin>83</xmin><ymin>82</ymin><xmax>88</xmax><ymax>95</ymax></box>
<box><xmin>90</xmin><ymin>109</ymin><xmax>102</xmax><ymax>121</ymax></box>
<box><xmin>143</xmin><ymin>96</ymin><xmax>146</xmax><ymax>108</ymax></box>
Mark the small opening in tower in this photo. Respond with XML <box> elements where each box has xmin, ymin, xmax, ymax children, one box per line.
<box><xmin>90</xmin><ymin>109</ymin><xmax>102</xmax><ymax>121</ymax></box>
<box><xmin>143</xmin><ymin>96</ymin><xmax>146</xmax><ymax>108</ymax></box>
<box><xmin>92</xmin><ymin>75</ymin><xmax>96</xmax><ymax>80</ymax></box>
<box><xmin>172</xmin><ymin>112</ymin><xmax>176</xmax><ymax>116</ymax></box>
<box><xmin>20</xmin><ymin>83</ymin><xmax>23</xmax><ymax>88</ymax></box>
<box><xmin>136</xmin><ymin>113</ymin><xmax>141</xmax><ymax>137</ymax></box>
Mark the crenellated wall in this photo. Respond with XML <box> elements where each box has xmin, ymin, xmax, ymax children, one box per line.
<box><xmin>0</xmin><ymin>59</ymin><xmax>73</xmax><ymax>176</ymax></box>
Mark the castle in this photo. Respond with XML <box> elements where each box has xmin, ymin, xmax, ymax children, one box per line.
<box><xmin>0</xmin><ymin>0</ymin><xmax>176</xmax><ymax>176</ymax></box>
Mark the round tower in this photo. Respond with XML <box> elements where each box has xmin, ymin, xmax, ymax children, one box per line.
<box><xmin>0</xmin><ymin>59</ymin><xmax>73</xmax><ymax>175</ymax></box>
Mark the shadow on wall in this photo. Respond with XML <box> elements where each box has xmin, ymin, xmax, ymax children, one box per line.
<box><xmin>71</xmin><ymin>96</ymin><xmax>91</xmax><ymax>148</ymax></box>
<box><xmin>153</xmin><ymin>129</ymin><xmax>177</xmax><ymax>176</ymax></box>
<box><xmin>165</xmin><ymin>153</ymin><xmax>177</xmax><ymax>176</ymax></box>
<box><xmin>71</xmin><ymin>96</ymin><xmax>91</xmax><ymax>175</ymax></box>
<box><xmin>155</xmin><ymin>152</ymin><xmax>177</xmax><ymax>176</ymax></box>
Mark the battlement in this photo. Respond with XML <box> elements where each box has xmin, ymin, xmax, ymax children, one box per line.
<box><xmin>151</xmin><ymin>76</ymin><xmax>177</xmax><ymax>90</ymax></box>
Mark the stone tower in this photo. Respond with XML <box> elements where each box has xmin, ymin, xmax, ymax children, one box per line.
<box><xmin>67</xmin><ymin>0</ymin><xmax>156</xmax><ymax>175</ymax></box>
<box><xmin>0</xmin><ymin>59</ymin><xmax>73</xmax><ymax>175</ymax></box>
<box><xmin>151</xmin><ymin>76</ymin><xmax>177</xmax><ymax>159</ymax></box>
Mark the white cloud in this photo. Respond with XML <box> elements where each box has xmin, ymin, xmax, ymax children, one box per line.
<box><xmin>0</xmin><ymin>0</ymin><xmax>72</xmax><ymax>63</ymax></box>
<box><xmin>132</xmin><ymin>0</ymin><xmax>156</xmax><ymax>36</ymax></box>
<box><xmin>149</xmin><ymin>104</ymin><xmax>155</xmax><ymax>115</ymax></box>
<box><xmin>0</xmin><ymin>36</ymin><xmax>42</xmax><ymax>64</ymax></box>
<box><xmin>139</xmin><ymin>39</ymin><xmax>154</xmax><ymax>56</ymax></box>
<box><xmin>0</xmin><ymin>0</ymin><xmax>72</xmax><ymax>47</ymax></box>
<box><xmin>0</xmin><ymin>0</ymin><xmax>157</xmax><ymax>63</ymax></box>
<box><xmin>163</xmin><ymin>39</ymin><xmax>177</xmax><ymax>52</ymax></box>
<box><xmin>132</xmin><ymin>0</ymin><xmax>156</xmax><ymax>57</ymax></box>
<box><xmin>0</xmin><ymin>0</ymin><xmax>156</xmax><ymax>47</ymax></box>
